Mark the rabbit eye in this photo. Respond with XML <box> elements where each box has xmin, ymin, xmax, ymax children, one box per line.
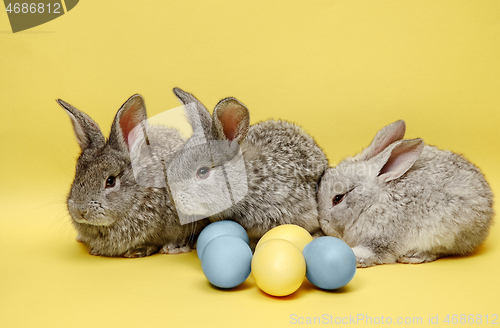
<box><xmin>105</xmin><ymin>176</ymin><xmax>116</xmax><ymax>188</ymax></box>
<box><xmin>197</xmin><ymin>166</ymin><xmax>210</xmax><ymax>179</ymax></box>
<box><xmin>332</xmin><ymin>194</ymin><xmax>345</xmax><ymax>206</ymax></box>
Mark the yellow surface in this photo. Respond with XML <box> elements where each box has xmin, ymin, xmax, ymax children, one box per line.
<box><xmin>1</xmin><ymin>1</ymin><xmax>499</xmax><ymax>327</ymax></box>
<box><xmin>256</xmin><ymin>224</ymin><xmax>313</xmax><ymax>252</ymax></box>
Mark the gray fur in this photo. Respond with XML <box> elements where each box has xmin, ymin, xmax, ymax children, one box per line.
<box><xmin>59</xmin><ymin>95</ymin><xmax>208</xmax><ymax>257</ymax></box>
<box><xmin>318</xmin><ymin>120</ymin><xmax>494</xmax><ymax>267</ymax></box>
<box><xmin>168</xmin><ymin>89</ymin><xmax>329</xmax><ymax>247</ymax></box>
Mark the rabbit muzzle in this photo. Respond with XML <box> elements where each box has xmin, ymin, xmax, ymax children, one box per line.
<box><xmin>68</xmin><ymin>199</ymin><xmax>114</xmax><ymax>226</ymax></box>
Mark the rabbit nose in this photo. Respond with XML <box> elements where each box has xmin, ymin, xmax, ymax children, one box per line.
<box><xmin>73</xmin><ymin>203</ymin><xmax>89</xmax><ymax>219</ymax></box>
<box><xmin>68</xmin><ymin>200</ymin><xmax>88</xmax><ymax>221</ymax></box>
<box><xmin>78</xmin><ymin>209</ymin><xmax>89</xmax><ymax>221</ymax></box>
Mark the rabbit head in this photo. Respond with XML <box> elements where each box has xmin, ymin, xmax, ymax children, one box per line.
<box><xmin>166</xmin><ymin>88</ymin><xmax>249</xmax><ymax>222</ymax></box>
<box><xmin>318</xmin><ymin>120</ymin><xmax>424</xmax><ymax>238</ymax></box>
<box><xmin>60</xmin><ymin>95</ymin><xmax>149</xmax><ymax>227</ymax></box>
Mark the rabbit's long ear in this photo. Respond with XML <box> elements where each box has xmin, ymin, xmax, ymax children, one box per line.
<box><xmin>108</xmin><ymin>94</ymin><xmax>148</xmax><ymax>153</ymax></box>
<box><xmin>173</xmin><ymin>88</ymin><xmax>212</xmax><ymax>140</ymax></box>
<box><xmin>57</xmin><ymin>99</ymin><xmax>106</xmax><ymax>151</ymax></box>
<box><xmin>359</xmin><ymin>120</ymin><xmax>406</xmax><ymax>161</ymax></box>
<box><xmin>212</xmin><ymin>97</ymin><xmax>250</xmax><ymax>144</ymax></box>
<box><xmin>370</xmin><ymin>139</ymin><xmax>424</xmax><ymax>182</ymax></box>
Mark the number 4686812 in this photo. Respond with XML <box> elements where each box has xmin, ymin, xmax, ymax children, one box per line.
<box><xmin>5</xmin><ymin>3</ymin><xmax>62</xmax><ymax>14</ymax></box>
<box><xmin>443</xmin><ymin>314</ymin><xmax>498</xmax><ymax>325</ymax></box>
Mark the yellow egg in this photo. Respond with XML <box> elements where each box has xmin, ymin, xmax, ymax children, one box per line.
<box><xmin>255</xmin><ymin>224</ymin><xmax>313</xmax><ymax>252</ymax></box>
<box><xmin>251</xmin><ymin>239</ymin><xmax>306</xmax><ymax>297</ymax></box>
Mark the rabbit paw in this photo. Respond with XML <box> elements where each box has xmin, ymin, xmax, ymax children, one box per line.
<box><xmin>123</xmin><ymin>246</ymin><xmax>159</xmax><ymax>258</ymax></box>
<box><xmin>88</xmin><ymin>248</ymin><xmax>102</xmax><ymax>256</ymax></box>
<box><xmin>159</xmin><ymin>244</ymin><xmax>192</xmax><ymax>254</ymax></box>
<box><xmin>312</xmin><ymin>230</ymin><xmax>326</xmax><ymax>239</ymax></box>
<box><xmin>397</xmin><ymin>251</ymin><xmax>437</xmax><ymax>264</ymax></box>
<box><xmin>352</xmin><ymin>246</ymin><xmax>379</xmax><ymax>268</ymax></box>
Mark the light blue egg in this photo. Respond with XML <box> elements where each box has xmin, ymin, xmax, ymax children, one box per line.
<box><xmin>196</xmin><ymin>221</ymin><xmax>249</xmax><ymax>260</ymax></box>
<box><xmin>303</xmin><ymin>236</ymin><xmax>356</xmax><ymax>290</ymax></box>
<box><xmin>201</xmin><ymin>235</ymin><xmax>252</xmax><ymax>289</ymax></box>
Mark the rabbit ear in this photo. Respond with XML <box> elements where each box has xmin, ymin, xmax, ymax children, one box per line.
<box><xmin>212</xmin><ymin>97</ymin><xmax>250</xmax><ymax>143</ymax></box>
<box><xmin>173</xmin><ymin>88</ymin><xmax>212</xmax><ymax>140</ymax></box>
<box><xmin>108</xmin><ymin>94</ymin><xmax>148</xmax><ymax>153</ymax></box>
<box><xmin>359</xmin><ymin>120</ymin><xmax>406</xmax><ymax>161</ymax></box>
<box><xmin>371</xmin><ymin>139</ymin><xmax>424</xmax><ymax>182</ymax></box>
<box><xmin>57</xmin><ymin>99</ymin><xmax>106</xmax><ymax>151</ymax></box>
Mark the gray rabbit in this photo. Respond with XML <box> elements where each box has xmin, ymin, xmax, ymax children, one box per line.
<box><xmin>317</xmin><ymin>120</ymin><xmax>494</xmax><ymax>267</ymax></box>
<box><xmin>167</xmin><ymin>88</ymin><xmax>329</xmax><ymax>248</ymax></box>
<box><xmin>59</xmin><ymin>94</ymin><xmax>208</xmax><ymax>257</ymax></box>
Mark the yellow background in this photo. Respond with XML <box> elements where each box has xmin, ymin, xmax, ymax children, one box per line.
<box><xmin>1</xmin><ymin>1</ymin><xmax>499</xmax><ymax>327</ymax></box>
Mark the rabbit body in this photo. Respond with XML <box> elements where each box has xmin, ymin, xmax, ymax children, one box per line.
<box><xmin>211</xmin><ymin>119</ymin><xmax>329</xmax><ymax>242</ymax></box>
<box><xmin>59</xmin><ymin>95</ymin><xmax>207</xmax><ymax>257</ymax></box>
<box><xmin>168</xmin><ymin>89</ymin><xmax>329</xmax><ymax>247</ymax></box>
<box><xmin>318</xmin><ymin>120</ymin><xmax>494</xmax><ymax>267</ymax></box>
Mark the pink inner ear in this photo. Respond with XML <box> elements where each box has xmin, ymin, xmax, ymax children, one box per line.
<box><xmin>364</xmin><ymin>121</ymin><xmax>406</xmax><ymax>160</ymax></box>
<box><xmin>379</xmin><ymin>147</ymin><xmax>407</xmax><ymax>175</ymax></box>
<box><xmin>219</xmin><ymin>105</ymin><xmax>238</xmax><ymax>141</ymax></box>
<box><xmin>379</xmin><ymin>140</ymin><xmax>423</xmax><ymax>181</ymax></box>
<box><xmin>119</xmin><ymin>100</ymin><xmax>141</xmax><ymax>148</ymax></box>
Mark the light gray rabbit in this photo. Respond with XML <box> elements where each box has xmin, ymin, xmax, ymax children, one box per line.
<box><xmin>167</xmin><ymin>88</ymin><xmax>329</xmax><ymax>248</ymax></box>
<box><xmin>58</xmin><ymin>94</ymin><xmax>208</xmax><ymax>257</ymax></box>
<box><xmin>317</xmin><ymin>120</ymin><xmax>494</xmax><ymax>267</ymax></box>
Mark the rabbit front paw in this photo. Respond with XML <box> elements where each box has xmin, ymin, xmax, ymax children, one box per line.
<box><xmin>159</xmin><ymin>244</ymin><xmax>192</xmax><ymax>254</ymax></box>
<box><xmin>76</xmin><ymin>234</ymin><xmax>85</xmax><ymax>243</ymax></box>
<box><xmin>352</xmin><ymin>246</ymin><xmax>379</xmax><ymax>268</ymax></box>
<box><xmin>397</xmin><ymin>251</ymin><xmax>437</xmax><ymax>264</ymax></box>
<box><xmin>312</xmin><ymin>230</ymin><xmax>326</xmax><ymax>239</ymax></box>
<box><xmin>123</xmin><ymin>246</ymin><xmax>159</xmax><ymax>258</ymax></box>
<box><xmin>88</xmin><ymin>248</ymin><xmax>102</xmax><ymax>256</ymax></box>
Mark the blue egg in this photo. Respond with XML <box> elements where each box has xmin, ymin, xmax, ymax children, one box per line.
<box><xmin>196</xmin><ymin>221</ymin><xmax>249</xmax><ymax>260</ymax></box>
<box><xmin>302</xmin><ymin>236</ymin><xmax>356</xmax><ymax>290</ymax></box>
<box><xmin>201</xmin><ymin>235</ymin><xmax>252</xmax><ymax>289</ymax></box>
